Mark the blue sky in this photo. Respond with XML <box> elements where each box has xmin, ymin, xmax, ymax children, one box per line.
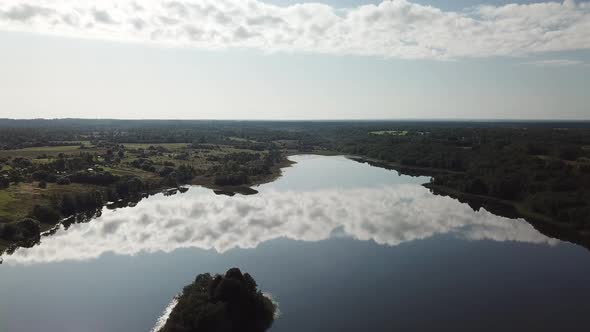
<box><xmin>0</xmin><ymin>0</ymin><xmax>588</xmax><ymax>120</ymax></box>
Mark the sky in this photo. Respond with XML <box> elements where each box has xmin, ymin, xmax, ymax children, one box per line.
<box><xmin>0</xmin><ymin>0</ymin><xmax>589</xmax><ymax>120</ymax></box>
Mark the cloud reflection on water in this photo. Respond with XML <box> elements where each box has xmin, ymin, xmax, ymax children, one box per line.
<box><xmin>4</xmin><ymin>182</ymin><xmax>559</xmax><ymax>265</ymax></box>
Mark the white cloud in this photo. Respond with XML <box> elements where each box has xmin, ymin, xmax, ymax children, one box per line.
<box><xmin>3</xmin><ymin>184</ymin><xmax>557</xmax><ymax>265</ymax></box>
<box><xmin>0</xmin><ymin>0</ymin><xmax>588</xmax><ymax>59</ymax></box>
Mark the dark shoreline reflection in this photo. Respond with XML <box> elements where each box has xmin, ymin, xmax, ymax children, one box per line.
<box><xmin>2</xmin><ymin>162</ymin><xmax>558</xmax><ymax>265</ymax></box>
<box><xmin>350</xmin><ymin>156</ymin><xmax>590</xmax><ymax>250</ymax></box>
<box><xmin>0</xmin><ymin>186</ymin><xmax>190</xmax><ymax>257</ymax></box>
<box><xmin>2</xmin><ymin>155</ymin><xmax>577</xmax><ymax>262</ymax></box>
<box><xmin>427</xmin><ymin>186</ymin><xmax>590</xmax><ymax>251</ymax></box>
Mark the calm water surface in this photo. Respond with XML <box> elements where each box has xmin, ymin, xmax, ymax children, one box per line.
<box><xmin>1</xmin><ymin>155</ymin><xmax>589</xmax><ymax>332</ymax></box>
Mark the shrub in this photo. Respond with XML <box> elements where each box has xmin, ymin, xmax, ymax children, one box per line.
<box><xmin>158</xmin><ymin>166</ymin><xmax>174</xmax><ymax>177</ymax></box>
<box><xmin>116</xmin><ymin>177</ymin><xmax>144</xmax><ymax>197</ymax></box>
<box><xmin>559</xmin><ymin>146</ymin><xmax>581</xmax><ymax>161</ymax></box>
<box><xmin>32</xmin><ymin>205</ymin><xmax>60</xmax><ymax>224</ymax></box>
<box><xmin>56</xmin><ymin>177</ymin><xmax>71</xmax><ymax>185</ymax></box>
<box><xmin>0</xmin><ymin>223</ymin><xmax>16</xmax><ymax>240</ymax></box>
<box><xmin>32</xmin><ymin>170</ymin><xmax>50</xmax><ymax>181</ymax></box>
<box><xmin>0</xmin><ymin>177</ymin><xmax>9</xmax><ymax>189</ymax></box>
<box><xmin>69</xmin><ymin>171</ymin><xmax>117</xmax><ymax>185</ymax></box>
<box><xmin>214</xmin><ymin>173</ymin><xmax>248</xmax><ymax>186</ymax></box>
<box><xmin>0</xmin><ymin>218</ymin><xmax>41</xmax><ymax>244</ymax></box>
<box><xmin>60</xmin><ymin>194</ymin><xmax>77</xmax><ymax>215</ymax></box>
<box><xmin>175</xmin><ymin>164</ymin><xmax>195</xmax><ymax>183</ymax></box>
<box><xmin>466</xmin><ymin>178</ymin><xmax>488</xmax><ymax>195</ymax></box>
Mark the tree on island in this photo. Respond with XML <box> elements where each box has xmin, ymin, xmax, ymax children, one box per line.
<box><xmin>159</xmin><ymin>268</ymin><xmax>277</xmax><ymax>332</ymax></box>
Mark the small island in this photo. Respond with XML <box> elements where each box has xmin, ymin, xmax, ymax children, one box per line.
<box><xmin>159</xmin><ymin>268</ymin><xmax>277</xmax><ymax>332</ymax></box>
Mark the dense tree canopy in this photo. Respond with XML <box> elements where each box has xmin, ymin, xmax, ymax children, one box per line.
<box><xmin>160</xmin><ymin>268</ymin><xmax>276</xmax><ymax>332</ymax></box>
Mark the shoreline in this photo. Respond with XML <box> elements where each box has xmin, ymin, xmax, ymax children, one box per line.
<box><xmin>0</xmin><ymin>154</ymin><xmax>298</xmax><ymax>255</ymax></box>
<box><xmin>3</xmin><ymin>152</ymin><xmax>589</xmax><ymax>256</ymax></box>
<box><xmin>347</xmin><ymin>155</ymin><xmax>590</xmax><ymax>250</ymax></box>
<box><xmin>423</xmin><ymin>183</ymin><xmax>590</xmax><ymax>250</ymax></box>
<box><xmin>191</xmin><ymin>157</ymin><xmax>296</xmax><ymax>195</ymax></box>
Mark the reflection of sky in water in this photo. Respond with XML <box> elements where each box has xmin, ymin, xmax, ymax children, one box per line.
<box><xmin>261</xmin><ymin>155</ymin><xmax>429</xmax><ymax>191</ymax></box>
<box><xmin>1</xmin><ymin>155</ymin><xmax>590</xmax><ymax>332</ymax></box>
<box><xmin>4</xmin><ymin>155</ymin><xmax>557</xmax><ymax>265</ymax></box>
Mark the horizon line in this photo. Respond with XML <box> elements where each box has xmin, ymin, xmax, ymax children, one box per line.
<box><xmin>1</xmin><ymin>118</ymin><xmax>590</xmax><ymax>123</ymax></box>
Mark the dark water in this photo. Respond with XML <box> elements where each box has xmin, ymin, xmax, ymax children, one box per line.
<box><xmin>1</xmin><ymin>155</ymin><xmax>589</xmax><ymax>332</ymax></box>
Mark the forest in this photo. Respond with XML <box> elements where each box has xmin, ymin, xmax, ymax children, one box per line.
<box><xmin>1</xmin><ymin>119</ymin><xmax>589</xmax><ymax>252</ymax></box>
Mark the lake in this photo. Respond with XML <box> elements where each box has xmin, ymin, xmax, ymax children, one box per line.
<box><xmin>1</xmin><ymin>155</ymin><xmax>589</xmax><ymax>332</ymax></box>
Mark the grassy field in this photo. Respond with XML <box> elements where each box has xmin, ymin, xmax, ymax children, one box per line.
<box><xmin>0</xmin><ymin>143</ymin><xmax>100</xmax><ymax>159</ymax></box>
<box><xmin>228</xmin><ymin>137</ymin><xmax>257</xmax><ymax>143</ymax></box>
<box><xmin>32</xmin><ymin>158</ymin><xmax>54</xmax><ymax>164</ymax></box>
<box><xmin>0</xmin><ymin>190</ymin><xmax>18</xmax><ymax>222</ymax></box>
<box><xmin>122</xmin><ymin>143</ymin><xmax>190</xmax><ymax>149</ymax></box>
<box><xmin>369</xmin><ymin>130</ymin><xmax>408</xmax><ymax>136</ymax></box>
<box><xmin>101</xmin><ymin>165</ymin><xmax>159</xmax><ymax>179</ymax></box>
<box><xmin>0</xmin><ymin>142</ymin><xmax>279</xmax><ymax>226</ymax></box>
<box><xmin>0</xmin><ymin>182</ymin><xmax>99</xmax><ymax>223</ymax></box>
<box><xmin>119</xmin><ymin>144</ymin><xmax>269</xmax><ymax>171</ymax></box>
